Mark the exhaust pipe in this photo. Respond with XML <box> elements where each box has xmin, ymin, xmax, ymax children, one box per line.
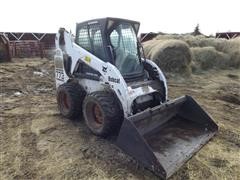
<box><xmin>116</xmin><ymin>95</ymin><xmax>218</xmax><ymax>179</ymax></box>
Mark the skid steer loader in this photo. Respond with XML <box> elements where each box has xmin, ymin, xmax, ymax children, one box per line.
<box><xmin>54</xmin><ymin>17</ymin><xmax>218</xmax><ymax>179</ymax></box>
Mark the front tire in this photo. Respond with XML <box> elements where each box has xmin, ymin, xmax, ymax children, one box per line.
<box><xmin>57</xmin><ymin>82</ymin><xmax>86</xmax><ymax>119</ymax></box>
<box><xmin>83</xmin><ymin>91</ymin><xmax>123</xmax><ymax>137</ymax></box>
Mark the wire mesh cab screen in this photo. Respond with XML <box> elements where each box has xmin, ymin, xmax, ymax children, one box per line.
<box><xmin>76</xmin><ymin>22</ymin><xmax>106</xmax><ymax>60</ymax></box>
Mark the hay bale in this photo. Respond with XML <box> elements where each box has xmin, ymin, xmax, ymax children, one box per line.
<box><xmin>191</xmin><ymin>47</ymin><xmax>231</xmax><ymax>70</ymax></box>
<box><xmin>194</xmin><ymin>38</ymin><xmax>240</xmax><ymax>68</ymax></box>
<box><xmin>156</xmin><ymin>35</ymin><xmax>240</xmax><ymax>69</ymax></box>
<box><xmin>155</xmin><ymin>34</ymin><xmax>207</xmax><ymax>47</ymax></box>
<box><xmin>143</xmin><ymin>39</ymin><xmax>192</xmax><ymax>75</ymax></box>
<box><xmin>223</xmin><ymin>38</ymin><xmax>240</xmax><ymax>68</ymax></box>
<box><xmin>142</xmin><ymin>39</ymin><xmax>160</xmax><ymax>57</ymax></box>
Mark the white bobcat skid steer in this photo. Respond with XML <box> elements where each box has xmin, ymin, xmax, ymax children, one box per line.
<box><xmin>54</xmin><ymin>17</ymin><xmax>218</xmax><ymax>179</ymax></box>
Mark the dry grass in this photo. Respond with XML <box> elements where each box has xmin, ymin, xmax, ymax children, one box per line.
<box><xmin>1</xmin><ymin>59</ymin><xmax>240</xmax><ymax>180</ymax></box>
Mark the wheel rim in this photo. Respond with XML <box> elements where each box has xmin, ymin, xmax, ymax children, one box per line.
<box><xmin>93</xmin><ymin>104</ymin><xmax>104</xmax><ymax>125</ymax></box>
<box><xmin>84</xmin><ymin>98</ymin><xmax>106</xmax><ymax>132</ymax></box>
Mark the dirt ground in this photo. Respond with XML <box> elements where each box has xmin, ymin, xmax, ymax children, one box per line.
<box><xmin>0</xmin><ymin>58</ymin><xmax>239</xmax><ymax>180</ymax></box>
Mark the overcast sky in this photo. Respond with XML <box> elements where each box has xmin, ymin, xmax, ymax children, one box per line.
<box><xmin>1</xmin><ymin>0</ymin><xmax>239</xmax><ymax>35</ymax></box>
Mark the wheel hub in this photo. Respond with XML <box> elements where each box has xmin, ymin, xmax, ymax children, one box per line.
<box><xmin>93</xmin><ymin>104</ymin><xmax>104</xmax><ymax>124</ymax></box>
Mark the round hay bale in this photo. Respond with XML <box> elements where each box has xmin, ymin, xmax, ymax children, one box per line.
<box><xmin>191</xmin><ymin>46</ymin><xmax>231</xmax><ymax>70</ymax></box>
<box><xmin>182</xmin><ymin>36</ymin><xmax>240</xmax><ymax>69</ymax></box>
<box><xmin>142</xmin><ymin>39</ymin><xmax>161</xmax><ymax>57</ymax></box>
<box><xmin>142</xmin><ymin>40</ymin><xmax>154</xmax><ymax>57</ymax></box>
<box><xmin>224</xmin><ymin>38</ymin><xmax>240</xmax><ymax>68</ymax></box>
<box><xmin>155</xmin><ymin>34</ymin><xmax>207</xmax><ymax>47</ymax></box>
<box><xmin>144</xmin><ymin>39</ymin><xmax>192</xmax><ymax>75</ymax></box>
<box><xmin>190</xmin><ymin>60</ymin><xmax>201</xmax><ymax>73</ymax></box>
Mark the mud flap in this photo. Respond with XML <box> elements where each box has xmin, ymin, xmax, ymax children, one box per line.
<box><xmin>116</xmin><ymin>95</ymin><xmax>218</xmax><ymax>179</ymax></box>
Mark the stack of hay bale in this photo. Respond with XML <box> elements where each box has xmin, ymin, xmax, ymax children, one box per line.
<box><xmin>143</xmin><ymin>35</ymin><xmax>240</xmax><ymax>75</ymax></box>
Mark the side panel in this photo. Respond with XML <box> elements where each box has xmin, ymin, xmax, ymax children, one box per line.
<box><xmin>54</xmin><ymin>49</ymin><xmax>69</xmax><ymax>87</ymax></box>
<box><xmin>78</xmin><ymin>79</ymin><xmax>106</xmax><ymax>93</ymax></box>
<box><xmin>144</xmin><ymin>59</ymin><xmax>168</xmax><ymax>100</ymax></box>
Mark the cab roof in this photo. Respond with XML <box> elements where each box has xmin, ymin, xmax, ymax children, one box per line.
<box><xmin>76</xmin><ymin>17</ymin><xmax>140</xmax><ymax>34</ymax></box>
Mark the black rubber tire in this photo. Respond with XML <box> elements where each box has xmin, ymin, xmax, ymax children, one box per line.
<box><xmin>57</xmin><ymin>82</ymin><xmax>86</xmax><ymax>119</ymax></box>
<box><xmin>83</xmin><ymin>91</ymin><xmax>123</xmax><ymax>137</ymax></box>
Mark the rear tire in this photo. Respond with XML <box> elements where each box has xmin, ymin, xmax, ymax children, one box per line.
<box><xmin>83</xmin><ymin>91</ymin><xmax>123</xmax><ymax>137</ymax></box>
<box><xmin>57</xmin><ymin>82</ymin><xmax>86</xmax><ymax>119</ymax></box>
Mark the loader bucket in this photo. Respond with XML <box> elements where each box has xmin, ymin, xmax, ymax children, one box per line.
<box><xmin>116</xmin><ymin>95</ymin><xmax>218</xmax><ymax>179</ymax></box>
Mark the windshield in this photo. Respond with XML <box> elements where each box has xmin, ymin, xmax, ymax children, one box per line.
<box><xmin>110</xmin><ymin>23</ymin><xmax>143</xmax><ymax>77</ymax></box>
